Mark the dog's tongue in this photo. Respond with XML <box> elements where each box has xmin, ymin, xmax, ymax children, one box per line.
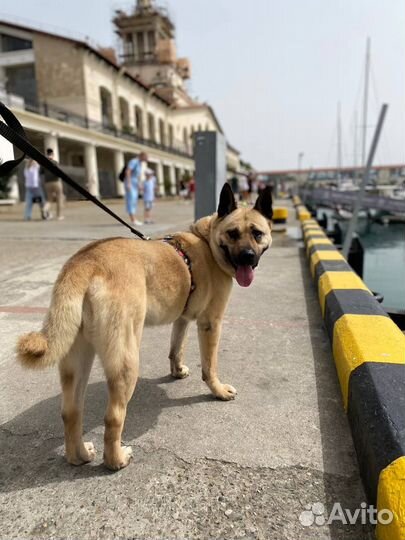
<box><xmin>235</xmin><ymin>265</ymin><xmax>255</xmax><ymax>287</ymax></box>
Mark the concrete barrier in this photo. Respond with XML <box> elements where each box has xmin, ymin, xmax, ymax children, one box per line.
<box><xmin>296</xmin><ymin>204</ymin><xmax>311</xmax><ymax>221</ymax></box>
<box><xmin>301</xmin><ymin>211</ymin><xmax>405</xmax><ymax>540</ymax></box>
<box><xmin>272</xmin><ymin>207</ymin><xmax>288</xmax><ymax>232</ymax></box>
<box><xmin>292</xmin><ymin>195</ymin><xmax>302</xmax><ymax>206</ymax></box>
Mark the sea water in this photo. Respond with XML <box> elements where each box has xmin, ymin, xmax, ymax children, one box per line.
<box><xmin>359</xmin><ymin>222</ymin><xmax>405</xmax><ymax>311</ymax></box>
<box><xmin>315</xmin><ymin>208</ymin><xmax>405</xmax><ymax>311</ymax></box>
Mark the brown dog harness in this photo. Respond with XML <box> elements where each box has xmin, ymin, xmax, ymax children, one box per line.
<box><xmin>163</xmin><ymin>236</ymin><xmax>196</xmax><ymax>308</ymax></box>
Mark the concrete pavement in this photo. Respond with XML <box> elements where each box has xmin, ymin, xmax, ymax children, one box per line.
<box><xmin>0</xmin><ymin>199</ymin><xmax>373</xmax><ymax>539</ymax></box>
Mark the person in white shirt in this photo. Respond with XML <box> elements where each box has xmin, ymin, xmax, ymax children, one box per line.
<box><xmin>23</xmin><ymin>159</ymin><xmax>48</xmax><ymax>221</ymax></box>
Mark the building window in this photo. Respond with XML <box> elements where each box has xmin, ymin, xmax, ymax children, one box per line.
<box><xmin>148</xmin><ymin>112</ymin><xmax>155</xmax><ymax>141</ymax></box>
<box><xmin>183</xmin><ymin>127</ymin><xmax>188</xmax><ymax>151</ymax></box>
<box><xmin>159</xmin><ymin>118</ymin><xmax>166</xmax><ymax>146</ymax></box>
<box><xmin>147</xmin><ymin>31</ymin><xmax>156</xmax><ymax>59</ymax></box>
<box><xmin>136</xmin><ymin>32</ymin><xmax>145</xmax><ymax>61</ymax></box>
<box><xmin>100</xmin><ymin>87</ymin><xmax>113</xmax><ymax>128</ymax></box>
<box><xmin>0</xmin><ymin>33</ymin><xmax>32</xmax><ymax>52</ymax></box>
<box><xmin>135</xmin><ymin>106</ymin><xmax>144</xmax><ymax>137</ymax></box>
<box><xmin>119</xmin><ymin>97</ymin><xmax>130</xmax><ymax>131</ymax></box>
<box><xmin>123</xmin><ymin>34</ymin><xmax>133</xmax><ymax>60</ymax></box>
<box><xmin>5</xmin><ymin>64</ymin><xmax>37</xmax><ymax>105</ymax></box>
<box><xmin>168</xmin><ymin>124</ymin><xmax>174</xmax><ymax>148</ymax></box>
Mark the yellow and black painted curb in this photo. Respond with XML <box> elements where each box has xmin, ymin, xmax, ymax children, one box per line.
<box><xmin>272</xmin><ymin>207</ymin><xmax>288</xmax><ymax>233</ymax></box>
<box><xmin>300</xmin><ymin>209</ymin><xmax>405</xmax><ymax>540</ymax></box>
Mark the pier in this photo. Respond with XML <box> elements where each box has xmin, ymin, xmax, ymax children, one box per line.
<box><xmin>0</xmin><ymin>198</ymin><xmax>377</xmax><ymax>539</ymax></box>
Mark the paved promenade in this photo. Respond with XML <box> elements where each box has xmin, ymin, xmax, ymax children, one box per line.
<box><xmin>0</xmin><ymin>199</ymin><xmax>373</xmax><ymax>539</ymax></box>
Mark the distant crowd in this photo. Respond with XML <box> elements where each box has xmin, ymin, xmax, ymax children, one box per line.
<box><xmin>23</xmin><ymin>149</ymin><xmax>260</xmax><ymax>226</ymax></box>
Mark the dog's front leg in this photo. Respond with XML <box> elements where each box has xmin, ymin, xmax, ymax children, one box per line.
<box><xmin>197</xmin><ymin>316</ymin><xmax>237</xmax><ymax>400</ymax></box>
<box><xmin>169</xmin><ymin>317</ymin><xmax>190</xmax><ymax>379</ymax></box>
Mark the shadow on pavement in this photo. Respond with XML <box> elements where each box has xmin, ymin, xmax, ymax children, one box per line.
<box><xmin>0</xmin><ymin>376</ymin><xmax>212</xmax><ymax>494</ymax></box>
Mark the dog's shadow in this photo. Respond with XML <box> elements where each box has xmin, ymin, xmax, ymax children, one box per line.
<box><xmin>0</xmin><ymin>376</ymin><xmax>211</xmax><ymax>493</ymax></box>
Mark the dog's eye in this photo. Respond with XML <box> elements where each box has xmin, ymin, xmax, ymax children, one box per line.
<box><xmin>227</xmin><ymin>228</ymin><xmax>240</xmax><ymax>241</ymax></box>
<box><xmin>252</xmin><ymin>229</ymin><xmax>263</xmax><ymax>241</ymax></box>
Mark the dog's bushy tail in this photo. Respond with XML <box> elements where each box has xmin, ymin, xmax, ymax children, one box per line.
<box><xmin>16</xmin><ymin>273</ymin><xmax>86</xmax><ymax>370</ymax></box>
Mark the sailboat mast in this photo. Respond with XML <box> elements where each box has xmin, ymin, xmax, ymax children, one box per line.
<box><xmin>361</xmin><ymin>37</ymin><xmax>371</xmax><ymax>166</ymax></box>
<box><xmin>337</xmin><ymin>101</ymin><xmax>342</xmax><ymax>184</ymax></box>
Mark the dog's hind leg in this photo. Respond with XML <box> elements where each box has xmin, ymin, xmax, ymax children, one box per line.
<box><xmin>169</xmin><ymin>316</ymin><xmax>190</xmax><ymax>379</ymax></box>
<box><xmin>59</xmin><ymin>333</ymin><xmax>95</xmax><ymax>465</ymax></box>
<box><xmin>101</xmin><ymin>329</ymin><xmax>140</xmax><ymax>471</ymax></box>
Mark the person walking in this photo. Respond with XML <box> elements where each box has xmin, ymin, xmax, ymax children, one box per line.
<box><xmin>41</xmin><ymin>148</ymin><xmax>65</xmax><ymax>220</ymax></box>
<box><xmin>125</xmin><ymin>151</ymin><xmax>148</xmax><ymax>226</ymax></box>
<box><xmin>23</xmin><ymin>159</ymin><xmax>47</xmax><ymax>221</ymax></box>
<box><xmin>143</xmin><ymin>168</ymin><xmax>156</xmax><ymax>224</ymax></box>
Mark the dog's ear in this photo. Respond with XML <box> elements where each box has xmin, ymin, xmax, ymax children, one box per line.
<box><xmin>254</xmin><ymin>186</ymin><xmax>273</xmax><ymax>220</ymax></box>
<box><xmin>190</xmin><ymin>215</ymin><xmax>212</xmax><ymax>240</ymax></box>
<box><xmin>217</xmin><ymin>183</ymin><xmax>237</xmax><ymax>218</ymax></box>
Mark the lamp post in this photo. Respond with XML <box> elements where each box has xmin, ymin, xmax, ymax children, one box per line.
<box><xmin>297</xmin><ymin>152</ymin><xmax>304</xmax><ymax>182</ymax></box>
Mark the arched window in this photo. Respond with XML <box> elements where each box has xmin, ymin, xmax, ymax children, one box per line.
<box><xmin>134</xmin><ymin>106</ymin><xmax>144</xmax><ymax>138</ymax></box>
<box><xmin>159</xmin><ymin>118</ymin><xmax>166</xmax><ymax>145</ymax></box>
<box><xmin>168</xmin><ymin>124</ymin><xmax>174</xmax><ymax>147</ymax></box>
<box><xmin>148</xmin><ymin>112</ymin><xmax>156</xmax><ymax>142</ymax></box>
<box><xmin>119</xmin><ymin>97</ymin><xmax>130</xmax><ymax>131</ymax></box>
<box><xmin>100</xmin><ymin>87</ymin><xmax>113</xmax><ymax>128</ymax></box>
<box><xmin>183</xmin><ymin>127</ymin><xmax>188</xmax><ymax>151</ymax></box>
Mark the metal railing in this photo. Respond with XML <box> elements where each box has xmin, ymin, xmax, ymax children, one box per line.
<box><xmin>13</xmin><ymin>98</ymin><xmax>193</xmax><ymax>159</ymax></box>
<box><xmin>300</xmin><ymin>186</ymin><xmax>405</xmax><ymax>214</ymax></box>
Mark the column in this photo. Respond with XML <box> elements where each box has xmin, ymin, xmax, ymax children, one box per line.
<box><xmin>84</xmin><ymin>143</ymin><xmax>99</xmax><ymax>197</ymax></box>
<box><xmin>156</xmin><ymin>161</ymin><xmax>165</xmax><ymax>196</ymax></box>
<box><xmin>44</xmin><ymin>133</ymin><xmax>60</xmax><ymax>161</ymax></box>
<box><xmin>114</xmin><ymin>150</ymin><xmax>125</xmax><ymax>197</ymax></box>
<box><xmin>168</xmin><ymin>164</ymin><xmax>177</xmax><ymax>195</ymax></box>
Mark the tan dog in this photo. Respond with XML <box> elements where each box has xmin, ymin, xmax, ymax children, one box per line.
<box><xmin>16</xmin><ymin>183</ymin><xmax>273</xmax><ymax>470</ymax></box>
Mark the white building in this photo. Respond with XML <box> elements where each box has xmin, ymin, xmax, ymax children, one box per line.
<box><xmin>0</xmin><ymin>0</ymin><xmax>242</xmax><ymax>198</ymax></box>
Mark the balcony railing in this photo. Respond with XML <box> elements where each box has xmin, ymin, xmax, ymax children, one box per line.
<box><xmin>6</xmin><ymin>96</ymin><xmax>192</xmax><ymax>159</ymax></box>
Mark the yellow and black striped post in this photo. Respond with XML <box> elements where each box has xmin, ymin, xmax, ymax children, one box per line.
<box><xmin>272</xmin><ymin>207</ymin><xmax>288</xmax><ymax>232</ymax></box>
<box><xmin>301</xmin><ymin>209</ymin><xmax>405</xmax><ymax>540</ymax></box>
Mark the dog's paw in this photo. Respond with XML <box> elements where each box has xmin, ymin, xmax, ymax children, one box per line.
<box><xmin>171</xmin><ymin>365</ymin><xmax>190</xmax><ymax>379</ymax></box>
<box><xmin>214</xmin><ymin>383</ymin><xmax>237</xmax><ymax>401</ymax></box>
<box><xmin>81</xmin><ymin>441</ymin><xmax>96</xmax><ymax>462</ymax></box>
<box><xmin>104</xmin><ymin>446</ymin><xmax>133</xmax><ymax>471</ymax></box>
<box><xmin>66</xmin><ymin>441</ymin><xmax>96</xmax><ymax>466</ymax></box>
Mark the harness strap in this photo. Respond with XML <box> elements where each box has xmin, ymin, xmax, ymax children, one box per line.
<box><xmin>0</xmin><ymin>101</ymin><xmax>149</xmax><ymax>240</ymax></box>
<box><xmin>163</xmin><ymin>235</ymin><xmax>196</xmax><ymax>309</ymax></box>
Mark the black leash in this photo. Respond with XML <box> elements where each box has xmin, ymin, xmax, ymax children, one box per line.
<box><xmin>0</xmin><ymin>102</ymin><xmax>149</xmax><ymax>240</ymax></box>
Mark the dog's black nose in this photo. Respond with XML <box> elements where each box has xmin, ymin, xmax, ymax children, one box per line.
<box><xmin>237</xmin><ymin>249</ymin><xmax>256</xmax><ymax>266</ymax></box>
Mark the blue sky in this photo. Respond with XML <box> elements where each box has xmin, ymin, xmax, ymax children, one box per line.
<box><xmin>1</xmin><ymin>0</ymin><xmax>404</xmax><ymax>170</ymax></box>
